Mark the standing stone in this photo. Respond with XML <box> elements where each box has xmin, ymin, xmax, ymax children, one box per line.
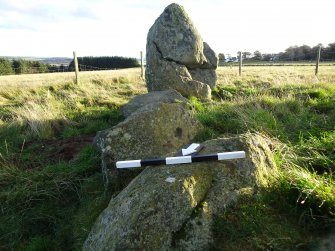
<box><xmin>147</xmin><ymin>3</ymin><xmax>206</xmax><ymax>68</ymax></box>
<box><xmin>146</xmin><ymin>3</ymin><xmax>218</xmax><ymax>100</ymax></box>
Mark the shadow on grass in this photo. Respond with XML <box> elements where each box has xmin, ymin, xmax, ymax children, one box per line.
<box><xmin>0</xmin><ymin>105</ymin><xmax>124</xmax><ymax>163</ymax></box>
<box><xmin>0</xmin><ymin>106</ymin><xmax>129</xmax><ymax>251</ymax></box>
<box><xmin>198</xmin><ymin>93</ymin><xmax>335</xmax><ymax>142</ymax></box>
<box><xmin>211</xmin><ymin>191</ymin><xmax>325</xmax><ymax>251</ymax></box>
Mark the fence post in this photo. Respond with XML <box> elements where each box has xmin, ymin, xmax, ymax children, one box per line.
<box><xmin>73</xmin><ymin>51</ymin><xmax>79</xmax><ymax>84</ymax></box>
<box><xmin>140</xmin><ymin>51</ymin><xmax>144</xmax><ymax>79</ymax></box>
<box><xmin>315</xmin><ymin>45</ymin><xmax>321</xmax><ymax>76</ymax></box>
<box><xmin>239</xmin><ymin>51</ymin><xmax>242</xmax><ymax>76</ymax></box>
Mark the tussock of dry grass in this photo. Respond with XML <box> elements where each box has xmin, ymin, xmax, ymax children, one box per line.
<box><xmin>0</xmin><ymin>68</ymin><xmax>146</xmax><ymax>139</ymax></box>
<box><xmin>13</xmin><ymin>98</ymin><xmax>63</xmax><ymax>138</ymax></box>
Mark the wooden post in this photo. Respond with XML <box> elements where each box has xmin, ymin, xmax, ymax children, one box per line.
<box><xmin>315</xmin><ymin>45</ymin><xmax>321</xmax><ymax>76</ymax></box>
<box><xmin>73</xmin><ymin>51</ymin><xmax>79</xmax><ymax>84</ymax></box>
<box><xmin>140</xmin><ymin>51</ymin><xmax>144</xmax><ymax>79</ymax></box>
<box><xmin>239</xmin><ymin>51</ymin><xmax>242</xmax><ymax>76</ymax></box>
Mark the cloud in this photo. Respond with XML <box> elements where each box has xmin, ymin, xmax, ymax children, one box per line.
<box><xmin>0</xmin><ymin>0</ymin><xmax>20</xmax><ymax>12</ymax></box>
<box><xmin>0</xmin><ymin>23</ymin><xmax>38</xmax><ymax>31</ymax></box>
<box><xmin>72</xmin><ymin>6</ymin><xmax>98</xmax><ymax>19</ymax></box>
<box><xmin>0</xmin><ymin>0</ymin><xmax>334</xmax><ymax>57</ymax></box>
<box><xmin>0</xmin><ymin>0</ymin><xmax>99</xmax><ymax>31</ymax></box>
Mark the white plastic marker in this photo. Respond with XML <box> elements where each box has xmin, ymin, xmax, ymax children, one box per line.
<box><xmin>181</xmin><ymin>143</ymin><xmax>201</xmax><ymax>156</ymax></box>
<box><xmin>116</xmin><ymin>151</ymin><xmax>246</xmax><ymax>169</ymax></box>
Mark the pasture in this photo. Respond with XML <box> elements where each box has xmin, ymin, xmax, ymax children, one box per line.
<box><xmin>0</xmin><ymin>66</ymin><xmax>334</xmax><ymax>250</ymax></box>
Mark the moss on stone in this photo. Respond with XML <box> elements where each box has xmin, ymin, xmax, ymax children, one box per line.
<box><xmin>84</xmin><ymin>133</ymin><xmax>277</xmax><ymax>250</ymax></box>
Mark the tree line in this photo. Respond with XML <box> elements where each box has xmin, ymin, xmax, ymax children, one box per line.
<box><xmin>0</xmin><ymin>56</ymin><xmax>140</xmax><ymax>76</ymax></box>
<box><xmin>68</xmin><ymin>56</ymin><xmax>140</xmax><ymax>71</ymax></box>
<box><xmin>0</xmin><ymin>58</ymin><xmax>72</xmax><ymax>76</ymax></box>
<box><xmin>219</xmin><ymin>42</ymin><xmax>335</xmax><ymax>63</ymax></box>
<box><xmin>0</xmin><ymin>59</ymin><xmax>50</xmax><ymax>75</ymax></box>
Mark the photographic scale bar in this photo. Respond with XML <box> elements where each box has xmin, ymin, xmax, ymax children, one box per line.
<box><xmin>116</xmin><ymin>151</ymin><xmax>246</xmax><ymax>169</ymax></box>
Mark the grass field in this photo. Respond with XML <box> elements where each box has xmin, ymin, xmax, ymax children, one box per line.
<box><xmin>221</xmin><ymin>61</ymin><xmax>335</xmax><ymax>67</ymax></box>
<box><xmin>0</xmin><ymin>68</ymin><xmax>141</xmax><ymax>89</ymax></box>
<box><xmin>0</xmin><ymin>66</ymin><xmax>334</xmax><ymax>250</ymax></box>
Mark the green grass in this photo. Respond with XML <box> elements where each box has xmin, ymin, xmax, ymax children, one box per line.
<box><xmin>195</xmin><ymin>66</ymin><xmax>335</xmax><ymax>249</ymax></box>
<box><xmin>212</xmin><ymin>193</ymin><xmax>313</xmax><ymax>250</ymax></box>
<box><xmin>0</xmin><ymin>66</ymin><xmax>335</xmax><ymax>250</ymax></box>
<box><xmin>0</xmin><ymin>70</ymin><xmax>146</xmax><ymax>250</ymax></box>
<box><xmin>0</xmin><ymin>145</ymin><xmax>111</xmax><ymax>251</ymax></box>
<box><xmin>221</xmin><ymin>61</ymin><xmax>335</xmax><ymax>67</ymax></box>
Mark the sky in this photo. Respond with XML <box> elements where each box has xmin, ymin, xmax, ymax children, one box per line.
<box><xmin>0</xmin><ymin>0</ymin><xmax>334</xmax><ymax>58</ymax></box>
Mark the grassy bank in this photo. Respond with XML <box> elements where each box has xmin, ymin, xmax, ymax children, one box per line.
<box><xmin>0</xmin><ymin>69</ymin><xmax>146</xmax><ymax>250</ymax></box>
<box><xmin>0</xmin><ymin>66</ymin><xmax>334</xmax><ymax>250</ymax></box>
<box><xmin>198</xmin><ymin>66</ymin><xmax>335</xmax><ymax>249</ymax></box>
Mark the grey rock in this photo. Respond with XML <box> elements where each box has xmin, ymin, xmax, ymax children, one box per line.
<box><xmin>146</xmin><ymin>43</ymin><xmax>190</xmax><ymax>93</ymax></box>
<box><xmin>93</xmin><ymin>99</ymin><xmax>202</xmax><ymax>183</ymax></box>
<box><xmin>174</xmin><ymin>133</ymin><xmax>277</xmax><ymax>250</ymax></box>
<box><xmin>189</xmin><ymin>68</ymin><xmax>217</xmax><ymax>89</ymax></box>
<box><xmin>121</xmin><ymin>89</ymin><xmax>188</xmax><ymax>118</ymax></box>
<box><xmin>84</xmin><ymin>133</ymin><xmax>277</xmax><ymax>251</ymax></box>
<box><xmin>309</xmin><ymin>238</ymin><xmax>335</xmax><ymax>251</ymax></box>
<box><xmin>200</xmin><ymin>42</ymin><xmax>218</xmax><ymax>69</ymax></box>
<box><xmin>306</xmin><ymin>225</ymin><xmax>335</xmax><ymax>251</ymax></box>
<box><xmin>184</xmin><ymin>80</ymin><xmax>212</xmax><ymax>100</ymax></box>
<box><xmin>147</xmin><ymin>3</ymin><xmax>205</xmax><ymax>68</ymax></box>
<box><xmin>145</xmin><ymin>3</ymin><xmax>217</xmax><ymax>100</ymax></box>
<box><xmin>145</xmin><ymin>43</ymin><xmax>211</xmax><ymax>100</ymax></box>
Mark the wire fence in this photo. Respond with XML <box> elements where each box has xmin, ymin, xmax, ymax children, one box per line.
<box><xmin>224</xmin><ymin>50</ymin><xmax>335</xmax><ymax>65</ymax></box>
<box><xmin>220</xmin><ymin>47</ymin><xmax>335</xmax><ymax>76</ymax></box>
<box><xmin>1</xmin><ymin>48</ymin><xmax>335</xmax><ymax>79</ymax></box>
<box><xmin>0</xmin><ymin>64</ymin><xmax>126</xmax><ymax>76</ymax></box>
<box><xmin>10</xmin><ymin>67</ymin><xmax>69</xmax><ymax>73</ymax></box>
<box><xmin>78</xmin><ymin>64</ymin><xmax>121</xmax><ymax>71</ymax></box>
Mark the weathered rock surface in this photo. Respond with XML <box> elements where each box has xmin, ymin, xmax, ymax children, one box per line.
<box><xmin>121</xmin><ymin>89</ymin><xmax>188</xmax><ymax>118</ymax></box>
<box><xmin>145</xmin><ymin>43</ymin><xmax>212</xmax><ymax>100</ymax></box>
<box><xmin>146</xmin><ymin>3</ymin><xmax>205</xmax><ymax>68</ymax></box>
<box><xmin>93</xmin><ymin>93</ymin><xmax>202</xmax><ymax>182</ymax></box>
<box><xmin>307</xmin><ymin>226</ymin><xmax>335</xmax><ymax>251</ymax></box>
<box><xmin>146</xmin><ymin>3</ymin><xmax>218</xmax><ymax>100</ymax></box>
<box><xmin>188</xmin><ymin>68</ymin><xmax>217</xmax><ymax>89</ymax></box>
<box><xmin>200</xmin><ymin>42</ymin><xmax>218</xmax><ymax>69</ymax></box>
<box><xmin>84</xmin><ymin>133</ymin><xmax>277</xmax><ymax>250</ymax></box>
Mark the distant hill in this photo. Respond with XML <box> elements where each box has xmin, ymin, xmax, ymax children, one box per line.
<box><xmin>0</xmin><ymin>56</ymin><xmax>72</xmax><ymax>66</ymax></box>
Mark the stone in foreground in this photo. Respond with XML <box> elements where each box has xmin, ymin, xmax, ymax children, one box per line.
<box><xmin>93</xmin><ymin>91</ymin><xmax>202</xmax><ymax>182</ymax></box>
<box><xmin>84</xmin><ymin>133</ymin><xmax>277</xmax><ymax>250</ymax></box>
<box><xmin>121</xmin><ymin>89</ymin><xmax>188</xmax><ymax>118</ymax></box>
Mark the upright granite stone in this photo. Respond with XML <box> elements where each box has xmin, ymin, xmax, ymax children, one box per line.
<box><xmin>84</xmin><ymin>133</ymin><xmax>277</xmax><ymax>251</ymax></box>
<box><xmin>146</xmin><ymin>3</ymin><xmax>218</xmax><ymax>100</ymax></box>
<box><xmin>146</xmin><ymin>3</ymin><xmax>205</xmax><ymax>68</ymax></box>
